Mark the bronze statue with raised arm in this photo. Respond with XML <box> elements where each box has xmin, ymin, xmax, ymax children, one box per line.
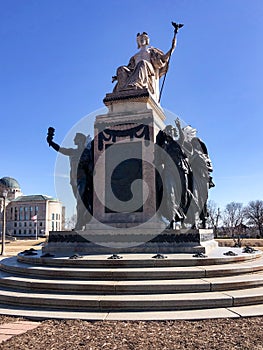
<box><xmin>47</xmin><ymin>127</ymin><xmax>93</xmax><ymax>230</ymax></box>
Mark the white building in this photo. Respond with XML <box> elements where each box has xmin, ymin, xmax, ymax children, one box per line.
<box><xmin>0</xmin><ymin>177</ymin><xmax>63</xmax><ymax>238</ymax></box>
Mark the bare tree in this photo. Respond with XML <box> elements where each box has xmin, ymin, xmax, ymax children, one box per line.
<box><xmin>64</xmin><ymin>214</ymin><xmax>77</xmax><ymax>231</ymax></box>
<box><xmin>223</xmin><ymin>202</ymin><xmax>245</xmax><ymax>237</ymax></box>
<box><xmin>206</xmin><ymin>200</ymin><xmax>221</xmax><ymax>237</ymax></box>
<box><xmin>244</xmin><ymin>200</ymin><xmax>263</xmax><ymax>237</ymax></box>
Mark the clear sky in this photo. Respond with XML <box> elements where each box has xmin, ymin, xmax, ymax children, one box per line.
<box><xmin>1</xmin><ymin>0</ymin><xmax>263</xmax><ymax>218</ymax></box>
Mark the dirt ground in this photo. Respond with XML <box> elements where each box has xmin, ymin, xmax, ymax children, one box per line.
<box><xmin>0</xmin><ymin>318</ymin><xmax>262</xmax><ymax>350</ymax></box>
<box><xmin>216</xmin><ymin>238</ymin><xmax>263</xmax><ymax>251</ymax></box>
<box><xmin>3</xmin><ymin>238</ymin><xmax>46</xmax><ymax>256</ymax></box>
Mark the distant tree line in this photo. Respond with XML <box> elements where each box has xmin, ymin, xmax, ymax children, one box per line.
<box><xmin>207</xmin><ymin>200</ymin><xmax>263</xmax><ymax>238</ymax></box>
<box><xmin>64</xmin><ymin>200</ymin><xmax>263</xmax><ymax>238</ymax></box>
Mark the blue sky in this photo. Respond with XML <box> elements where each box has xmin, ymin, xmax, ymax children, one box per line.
<box><xmin>1</xmin><ymin>0</ymin><xmax>263</xmax><ymax>217</ymax></box>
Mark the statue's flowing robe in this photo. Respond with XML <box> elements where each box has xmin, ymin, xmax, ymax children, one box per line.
<box><xmin>114</xmin><ymin>47</ymin><xmax>169</xmax><ymax>101</ymax></box>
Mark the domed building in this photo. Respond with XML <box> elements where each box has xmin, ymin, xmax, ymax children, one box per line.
<box><xmin>0</xmin><ymin>176</ymin><xmax>64</xmax><ymax>238</ymax></box>
<box><xmin>0</xmin><ymin>177</ymin><xmax>22</xmax><ymax>200</ymax></box>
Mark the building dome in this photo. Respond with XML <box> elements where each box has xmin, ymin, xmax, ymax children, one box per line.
<box><xmin>0</xmin><ymin>177</ymin><xmax>21</xmax><ymax>190</ymax></box>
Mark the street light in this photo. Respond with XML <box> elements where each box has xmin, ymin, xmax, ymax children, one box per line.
<box><xmin>1</xmin><ymin>190</ymin><xmax>8</xmax><ymax>256</ymax></box>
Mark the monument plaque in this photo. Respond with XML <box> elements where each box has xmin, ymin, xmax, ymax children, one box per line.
<box><xmin>104</xmin><ymin>142</ymin><xmax>143</xmax><ymax>213</ymax></box>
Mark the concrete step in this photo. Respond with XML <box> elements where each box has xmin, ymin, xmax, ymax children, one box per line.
<box><xmin>0</xmin><ymin>286</ymin><xmax>262</xmax><ymax>311</ymax></box>
<box><xmin>0</xmin><ymin>271</ymin><xmax>263</xmax><ymax>295</ymax></box>
<box><xmin>0</xmin><ymin>252</ymin><xmax>263</xmax><ymax>320</ymax></box>
<box><xmin>0</xmin><ymin>303</ymin><xmax>261</xmax><ymax>321</ymax></box>
<box><xmin>17</xmin><ymin>249</ymin><xmax>263</xmax><ymax>268</ymax></box>
<box><xmin>1</xmin><ymin>256</ymin><xmax>263</xmax><ymax>280</ymax></box>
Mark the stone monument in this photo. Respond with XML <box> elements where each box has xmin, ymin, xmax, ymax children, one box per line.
<box><xmin>45</xmin><ymin>23</ymin><xmax>217</xmax><ymax>255</ymax></box>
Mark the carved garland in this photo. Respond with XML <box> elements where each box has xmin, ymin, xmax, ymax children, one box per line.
<box><xmin>98</xmin><ymin>124</ymin><xmax>150</xmax><ymax>151</ymax></box>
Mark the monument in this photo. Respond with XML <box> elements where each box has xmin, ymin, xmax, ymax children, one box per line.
<box><xmin>45</xmin><ymin>23</ymin><xmax>217</xmax><ymax>255</ymax></box>
<box><xmin>0</xmin><ymin>23</ymin><xmax>262</xmax><ymax>323</ymax></box>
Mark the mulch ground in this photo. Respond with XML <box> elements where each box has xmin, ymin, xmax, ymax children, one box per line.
<box><xmin>0</xmin><ymin>317</ymin><xmax>262</xmax><ymax>350</ymax></box>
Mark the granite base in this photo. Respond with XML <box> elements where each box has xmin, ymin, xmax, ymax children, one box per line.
<box><xmin>43</xmin><ymin>228</ymin><xmax>217</xmax><ymax>255</ymax></box>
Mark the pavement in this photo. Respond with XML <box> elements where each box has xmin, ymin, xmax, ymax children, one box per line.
<box><xmin>0</xmin><ymin>321</ymin><xmax>40</xmax><ymax>343</ymax></box>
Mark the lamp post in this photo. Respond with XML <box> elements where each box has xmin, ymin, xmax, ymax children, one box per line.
<box><xmin>1</xmin><ymin>190</ymin><xmax>8</xmax><ymax>256</ymax></box>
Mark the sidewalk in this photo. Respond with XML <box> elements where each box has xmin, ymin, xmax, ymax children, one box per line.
<box><xmin>0</xmin><ymin>321</ymin><xmax>40</xmax><ymax>343</ymax></box>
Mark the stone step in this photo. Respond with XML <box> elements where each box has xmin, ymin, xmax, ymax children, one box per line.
<box><xmin>0</xmin><ymin>251</ymin><xmax>263</xmax><ymax>320</ymax></box>
<box><xmin>0</xmin><ymin>303</ymin><xmax>261</xmax><ymax>320</ymax></box>
<box><xmin>17</xmin><ymin>249</ymin><xmax>263</xmax><ymax>268</ymax></box>
<box><xmin>1</xmin><ymin>256</ymin><xmax>263</xmax><ymax>280</ymax></box>
<box><xmin>0</xmin><ymin>271</ymin><xmax>263</xmax><ymax>295</ymax></box>
<box><xmin>0</xmin><ymin>286</ymin><xmax>262</xmax><ymax>311</ymax></box>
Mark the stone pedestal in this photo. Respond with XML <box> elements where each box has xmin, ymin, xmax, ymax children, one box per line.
<box><xmin>93</xmin><ymin>89</ymin><xmax>165</xmax><ymax>225</ymax></box>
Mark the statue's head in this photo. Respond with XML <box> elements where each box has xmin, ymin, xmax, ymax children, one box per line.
<box><xmin>74</xmin><ymin>133</ymin><xmax>86</xmax><ymax>146</ymax></box>
<box><xmin>137</xmin><ymin>32</ymin><xmax>150</xmax><ymax>49</ymax></box>
<box><xmin>164</xmin><ymin>125</ymin><xmax>177</xmax><ymax>140</ymax></box>
<box><xmin>183</xmin><ymin>125</ymin><xmax>197</xmax><ymax>141</ymax></box>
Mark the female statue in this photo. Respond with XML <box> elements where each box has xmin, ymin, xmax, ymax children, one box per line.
<box><xmin>112</xmin><ymin>32</ymin><xmax>176</xmax><ymax>102</ymax></box>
